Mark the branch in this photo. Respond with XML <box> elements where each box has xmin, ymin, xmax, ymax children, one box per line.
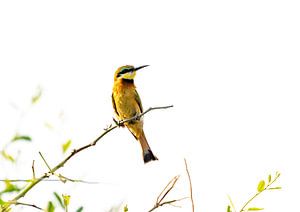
<box><xmin>2</xmin><ymin>105</ymin><xmax>173</xmax><ymax>210</ymax></box>
<box><xmin>12</xmin><ymin>201</ymin><xmax>43</xmax><ymax>211</ymax></box>
<box><xmin>148</xmin><ymin>175</ymin><xmax>188</xmax><ymax>212</ymax></box>
<box><xmin>184</xmin><ymin>159</ymin><xmax>195</xmax><ymax>212</ymax></box>
<box><xmin>0</xmin><ymin>201</ymin><xmax>44</xmax><ymax>212</ymax></box>
<box><xmin>239</xmin><ymin>172</ymin><xmax>281</xmax><ymax>212</ymax></box>
<box><xmin>157</xmin><ymin>175</ymin><xmax>180</xmax><ymax>204</ymax></box>
<box><xmin>39</xmin><ymin>152</ymin><xmax>52</xmax><ymax>172</ymax></box>
<box><xmin>32</xmin><ymin>160</ymin><xmax>36</xmax><ymax>180</ymax></box>
<box><xmin>155</xmin><ymin>197</ymin><xmax>188</xmax><ymax>209</ymax></box>
<box><xmin>0</xmin><ymin>179</ymin><xmax>99</xmax><ymax>184</ymax></box>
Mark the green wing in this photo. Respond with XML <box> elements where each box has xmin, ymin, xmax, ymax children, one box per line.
<box><xmin>111</xmin><ymin>93</ymin><xmax>119</xmax><ymax>116</ymax></box>
<box><xmin>135</xmin><ymin>90</ymin><xmax>143</xmax><ymax>113</ymax></box>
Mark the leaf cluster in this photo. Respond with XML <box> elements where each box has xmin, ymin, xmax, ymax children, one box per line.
<box><xmin>227</xmin><ymin>172</ymin><xmax>281</xmax><ymax>212</ymax></box>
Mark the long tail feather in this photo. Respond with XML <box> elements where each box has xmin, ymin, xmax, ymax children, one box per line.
<box><xmin>138</xmin><ymin>131</ymin><xmax>158</xmax><ymax>163</ymax></box>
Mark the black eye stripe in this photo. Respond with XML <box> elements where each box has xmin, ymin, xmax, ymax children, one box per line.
<box><xmin>117</xmin><ymin>67</ymin><xmax>134</xmax><ymax>77</ymax></box>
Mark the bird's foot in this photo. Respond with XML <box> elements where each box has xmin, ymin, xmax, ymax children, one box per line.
<box><xmin>133</xmin><ymin>113</ymin><xmax>140</xmax><ymax>121</ymax></box>
<box><xmin>113</xmin><ymin>117</ymin><xmax>125</xmax><ymax>127</ymax></box>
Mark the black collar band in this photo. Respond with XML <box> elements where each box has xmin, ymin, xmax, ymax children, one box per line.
<box><xmin>122</xmin><ymin>78</ymin><xmax>134</xmax><ymax>83</ymax></box>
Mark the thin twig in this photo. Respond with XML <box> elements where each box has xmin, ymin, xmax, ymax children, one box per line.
<box><xmin>55</xmin><ymin>173</ymin><xmax>100</xmax><ymax>184</ymax></box>
<box><xmin>157</xmin><ymin>176</ymin><xmax>180</xmax><ymax>204</ymax></box>
<box><xmin>32</xmin><ymin>160</ymin><xmax>36</xmax><ymax>180</ymax></box>
<box><xmin>38</xmin><ymin>152</ymin><xmax>52</xmax><ymax>172</ymax></box>
<box><xmin>0</xmin><ymin>179</ymin><xmax>99</xmax><ymax>184</ymax></box>
<box><xmin>2</xmin><ymin>105</ymin><xmax>173</xmax><ymax>211</ymax></box>
<box><xmin>148</xmin><ymin>175</ymin><xmax>188</xmax><ymax>212</ymax></box>
<box><xmin>13</xmin><ymin>202</ymin><xmax>44</xmax><ymax>211</ymax></box>
<box><xmin>227</xmin><ymin>195</ymin><xmax>237</xmax><ymax>212</ymax></box>
<box><xmin>0</xmin><ymin>201</ymin><xmax>45</xmax><ymax>212</ymax></box>
<box><xmin>184</xmin><ymin>158</ymin><xmax>195</xmax><ymax>212</ymax></box>
<box><xmin>158</xmin><ymin>197</ymin><xmax>189</xmax><ymax>208</ymax></box>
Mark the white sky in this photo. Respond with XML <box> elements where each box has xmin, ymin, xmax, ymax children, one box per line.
<box><xmin>0</xmin><ymin>0</ymin><xmax>300</xmax><ymax>211</ymax></box>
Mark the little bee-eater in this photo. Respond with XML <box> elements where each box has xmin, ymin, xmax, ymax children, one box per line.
<box><xmin>112</xmin><ymin>65</ymin><xmax>158</xmax><ymax>163</ymax></box>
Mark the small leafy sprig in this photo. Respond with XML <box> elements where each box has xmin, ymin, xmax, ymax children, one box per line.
<box><xmin>227</xmin><ymin>172</ymin><xmax>281</xmax><ymax>212</ymax></box>
<box><xmin>46</xmin><ymin>192</ymin><xmax>83</xmax><ymax>212</ymax></box>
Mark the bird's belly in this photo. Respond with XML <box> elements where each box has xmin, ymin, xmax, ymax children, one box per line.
<box><xmin>115</xmin><ymin>93</ymin><xmax>139</xmax><ymax>120</ymax></box>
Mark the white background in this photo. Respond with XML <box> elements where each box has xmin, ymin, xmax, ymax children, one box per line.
<box><xmin>0</xmin><ymin>0</ymin><xmax>300</xmax><ymax>211</ymax></box>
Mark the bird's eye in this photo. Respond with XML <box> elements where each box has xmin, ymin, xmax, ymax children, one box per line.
<box><xmin>120</xmin><ymin>68</ymin><xmax>133</xmax><ymax>74</ymax></box>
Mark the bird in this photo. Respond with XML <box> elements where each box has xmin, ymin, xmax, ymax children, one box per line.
<box><xmin>112</xmin><ymin>65</ymin><xmax>158</xmax><ymax>163</ymax></box>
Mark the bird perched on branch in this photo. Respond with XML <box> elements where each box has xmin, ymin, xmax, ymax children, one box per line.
<box><xmin>112</xmin><ymin>65</ymin><xmax>158</xmax><ymax>163</ymax></box>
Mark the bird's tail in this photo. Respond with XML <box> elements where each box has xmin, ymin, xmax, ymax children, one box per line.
<box><xmin>138</xmin><ymin>130</ymin><xmax>158</xmax><ymax>163</ymax></box>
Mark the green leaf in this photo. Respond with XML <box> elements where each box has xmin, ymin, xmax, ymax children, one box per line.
<box><xmin>227</xmin><ymin>195</ymin><xmax>235</xmax><ymax>212</ymax></box>
<box><xmin>227</xmin><ymin>205</ymin><xmax>231</xmax><ymax>212</ymax></box>
<box><xmin>268</xmin><ymin>174</ymin><xmax>271</xmax><ymax>183</ymax></box>
<box><xmin>54</xmin><ymin>192</ymin><xmax>64</xmax><ymax>209</ymax></box>
<box><xmin>0</xmin><ymin>198</ymin><xmax>5</xmax><ymax>205</ymax></box>
<box><xmin>62</xmin><ymin>139</ymin><xmax>72</xmax><ymax>153</ymax></box>
<box><xmin>32</xmin><ymin>86</ymin><xmax>42</xmax><ymax>104</ymax></box>
<box><xmin>46</xmin><ymin>201</ymin><xmax>55</xmax><ymax>212</ymax></box>
<box><xmin>1</xmin><ymin>151</ymin><xmax>15</xmax><ymax>162</ymax></box>
<box><xmin>76</xmin><ymin>206</ymin><xmax>84</xmax><ymax>212</ymax></box>
<box><xmin>11</xmin><ymin>134</ymin><xmax>32</xmax><ymax>142</ymax></box>
<box><xmin>276</xmin><ymin>172</ymin><xmax>281</xmax><ymax>178</ymax></box>
<box><xmin>124</xmin><ymin>205</ymin><xmax>128</xmax><ymax>212</ymax></box>
<box><xmin>268</xmin><ymin>186</ymin><xmax>282</xmax><ymax>190</ymax></box>
<box><xmin>0</xmin><ymin>180</ymin><xmax>21</xmax><ymax>195</ymax></box>
<box><xmin>248</xmin><ymin>207</ymin><xmax>264</xmax><ymax>210</ymax></box>
<box><xmin>62</xmin><ymin>194</ymin><xmax>70</xmax><ymax>208</ymax></box>
<box><xmin>257</xmin><ymin>180</ymin><xmax>265</xmax><ymax>192</ymax></box>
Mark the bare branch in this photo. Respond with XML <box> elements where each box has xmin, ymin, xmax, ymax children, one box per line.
<box><xmin>6</xmin><ymin>201</ymin><xmax>44</xmax><ymax>211</ymax></box>
<box><xmin>32</xmin><ymin>160</ymin><xmax>36</xmax><ymax>180</ymax></box>
<box><xmin>184</xmin><ymin>158</ymin><xmax>195</xmax><ymax>212</ymax></box>
<box><xmin>148</xmin><ymin>175</ymin><xmax>187</xmax><ymax>212</ymax></box>
<box><xmin>55</xmin><ymin>173</ymin><xmax>100</xmax><ymax>184</ymax></box>
<box><xmin>16</xmin><ymin>202</ymin><xmax>44</xmax><ymax>211</ymax></box>
<box><xmin>0</xmin><ymin>179</ymin><xmax>99</xmax><ymax>184</ymax></box>
<box><xmin>157</xmin><ymin>175</ymin><xmax>180</xmax><ymax>204</ymax></box>
<box><xmin>2</xmin><ymin>105</ymin><xmax>173</xmax><ymax>211</ymax></box>
<box><xmin>158</xmin><ymin>197</ymin><xmax>189</xmax><ymax>208</ymax></box>
<box><xmin>38</xmin><ymin>152</ymin><xmax>52</xmax><ymax>172</ymax></box>
<box><xmin>148</xmin><ymin>158</ymin><xmax>194</xmax><ymax>212</ymax></box>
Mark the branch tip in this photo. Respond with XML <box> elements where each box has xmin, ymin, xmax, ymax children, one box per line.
<box><xmin>184</xmin><ymin>158</ymin><xmax>195</xmax><ymax>212</ymax></box>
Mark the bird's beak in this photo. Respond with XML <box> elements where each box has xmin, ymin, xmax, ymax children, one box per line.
<box><xmin>134</xmin><ymin>65</ymin><xmax>149</xmax><ymax>72</ymax></box>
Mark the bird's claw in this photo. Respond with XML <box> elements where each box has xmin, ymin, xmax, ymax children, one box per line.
<box><xmin>113</xmin><ymin>117</ymin><xmax>124</xmax><ymax>127</ymax></box>
<box><xmin>133</xmin><ymin>114</ymin><xmax>140</xmax><ymax>121</ymax></box>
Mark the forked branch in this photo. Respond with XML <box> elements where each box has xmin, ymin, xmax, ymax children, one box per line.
<box><xmin>148</xmin><ymin>159</ymin><xmax>195</xmax><ymax>212</ymax></box>
<box><xmin>148</xmin><ymin>175</ymin><xmax>188</xmax><ymax>212</ymax></box>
